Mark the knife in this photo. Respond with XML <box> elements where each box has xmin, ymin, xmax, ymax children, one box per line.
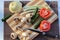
<box><xmin>26</xmin><ymin>28</ymin><xmax>58</xmax><ymax>38</ymax></box>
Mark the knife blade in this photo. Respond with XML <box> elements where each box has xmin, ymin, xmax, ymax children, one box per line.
<box><xmin>26</xmin><ymin>28</ymin><xmax>58</xmax><ymax>38</ymax></box>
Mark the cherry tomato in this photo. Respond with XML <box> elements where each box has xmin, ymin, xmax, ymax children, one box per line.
<box><xmin>39</xmin><ymin>8</ymin><xmax>52</xmax><ymax>19</ymax></box>
<box><xmin>40</xmin><ymin>20</ymin><xmax>51</xmax><ymax>32</ymax></box>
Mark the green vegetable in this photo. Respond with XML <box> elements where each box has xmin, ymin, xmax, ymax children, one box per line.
<box><xmin>33</xmin><ymin>18</ymin><xmax>43</xmax><ymax>29</ymax></box>
<box><xmin>24</xmin><ymin>5</ymin><xmax>43</xmax><ymax>12</ymax></box>
<box><xmin>2</xmin><ymin>14</ymin><xmax>12</xmax><ymax>22</ymax></box>
<box><xmin>31</xmin><ymin>7</ymin><xmax>39</xmax><ymax>24</ymax></box>
<box><xmin>31</xmin><ymin>7</ymin><xmax>38</xmax><ymax>18</ymax></box>
<box><xmin>31</xmin><ymin>14</ymin><xmax>39</xmax><ymax>24</ymax></box>
<box><xmin>24</xmin><ymin>6</ymin><xmax>38</xmax><ymax>11</ymax></box>
<box><xmin>35</xmin><ymin>7</ymin><xmax>39</xmax><ymax>15</ymax></box>
<box><xmin>24</xmin><ymin>9</ymin><xmax>36</xmax><ymax>11</ymax></box>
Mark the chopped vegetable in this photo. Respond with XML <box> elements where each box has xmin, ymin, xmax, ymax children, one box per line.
<box><xmin>24</xmin><ymin>5</ymin><xmax>43</xmax><ymax>11</ymax></box>
<box><xmin>31</xmin><ymin>14</ymin><xmax>39</xmax><ymax>24</ymax></box>
<box><xmin>30</xmin><ymin>7</ymin><xmax>39</xmax><ymax>24</ymax></box>
<box><xmin>24</xmin><ymin>6</ymin><xmax>38</xmax><ymax>11</ymax></box>
<box><xmin>22</xmin><ymin>32</ymin><xmax>28</xmax><ymax>37</ymax></box>
<box><xmin>21</xmin><ymin>17</ymin><xmax>27</xmax><ymax>23</ymax></box>
<box><xmin>40</xmin><ymin>20</ymin><xmax>51</xmax><ymax>32</ymax></box>
<box><xmin>2</xmin><ymin>14</ymin><xmax>12</xmax><ymax>22</ymax></box>
<box><xmin>33</xmin><ymin>7</ymin><xmax>38</xmax><ymax>16</ymax></box>
<box><xmin>34</xmin><ymin>7</ymin><xmax>39</xmax><ymax>15</ymax></box>
<box><xmin>26</xmin><ymin>14</ymin><xmax>31</xmax><ymax>19</ymax></box>
<box><xmin>10</xmin><ymin>32</ymin><xmax>17</xmax><ymax>39</ymax></box>
<box><xmin>39</xmin><ymin>8</ymin><xmax>52</xmax><ymax>19</ymax></box>
<box><xmin>14</xmin><ymin>17</ymin><xmax>20</xmax><ymax>22</ymax></box>
<box><xmin>33</xmin><ymin>18</ymin><xmax>43</xmax><ymax>29</ymax></box>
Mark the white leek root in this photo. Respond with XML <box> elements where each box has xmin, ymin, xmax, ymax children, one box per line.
<box><xmin>10</xmin><ymin>32</ymin><xmax>17</xmax><ymax>39</ymax></box>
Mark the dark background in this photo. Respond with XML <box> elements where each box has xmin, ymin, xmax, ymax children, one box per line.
<box><xmin>4</xmin><ymin>1</ymin><xmax>60</xmax><ymax>40</ymax></box>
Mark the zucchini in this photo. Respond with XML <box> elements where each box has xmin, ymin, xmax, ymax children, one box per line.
<box><xmin>2</xmin><ymin>14</ymin><xmax>12</xmax><ymax>22</ymax></box>
<box><xmin>31</xmin><ymin>7</ymin><xmax>39</xmax><ymax>24</ymax></box>
<box><xmin>31</xmin><ymin>14</ymin><xmax>39</xmax><ymax>24</ymax></box>
<box><xmin>24</xmin><ymin>6</ymin><xmax>38</xmax><ymax>11</ymax></box>
<box><xmin>24</xmin><ymin>5</ymin><xmax>44</xmax><ymax>12</ymax></box>
<box><xmin>35</xmin><ymin>7</ymin><xmax>39</xmax><ymax>15</ymax></box>
<box><xmin>33</xmin><ymin>18</ymin><xmax>43</xmax><ymax>29</ymax></box>
<box><xmin>31</xmin><ymin>7</ymin><xmax>38</xmax><ymax>19</ymax></box>
<box><xmin>24</xmin><ymin>9</ymin><xmax>36</xmax><ymax>11</ymax></box>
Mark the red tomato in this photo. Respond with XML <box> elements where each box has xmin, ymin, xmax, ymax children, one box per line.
<box><xmin>40</xmin><ymin>20</ymin><xmax>51</xmax><ymax>32</ymax></box>
<box><xmin>39</xmin><ymin>8</ymin><xmax>52</xmax><ymax>19</ymax></box>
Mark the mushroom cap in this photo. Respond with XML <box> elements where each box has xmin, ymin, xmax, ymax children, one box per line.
<box><xmin>21</xmin><ymin>17</ymin><xmax>27</xmax><ymax>23</ymax></box>
<box><xmin>22</xmin><ymin>32</ymin><xmax>28</xmax><ymax>37</ymax></box>
<box><xmin>26</xmin><ymin>14</ymin><xmax>31</xmax><ymax>19</ymax></box>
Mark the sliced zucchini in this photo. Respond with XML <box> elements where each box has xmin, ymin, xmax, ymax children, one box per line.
<box><xmin>24</xmin><ymin>6</ymin><xmax>38</xmax><ymax>11</ymax></box>
<box><xmin>31</xmin><ymin>7</ymin><xmax>39</xmax><ymax>24</ymax></box>
<box><xmin>31</xmin><ymin>14</ymin><xmax>39</xmax><ymax>24</ymax></box>
<box><xmin>33</xmin><ymin>18</ymin><xmax>43</xmax><ymax>29</ymax></box>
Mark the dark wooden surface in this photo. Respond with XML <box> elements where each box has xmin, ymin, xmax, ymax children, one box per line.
<box><xmin>4</xmin><ymin>1</ymin><xmax>60</xmax><ymax>40</ymax></box>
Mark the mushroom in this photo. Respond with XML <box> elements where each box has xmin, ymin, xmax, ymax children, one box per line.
<box><xmin>22</xmin><ymin>32</ymin><xmax>29</xmax><ymax>40</ymax></box>
<box><xmin>25</xmin><ymin>19</ymin><xmax>31</xmax><ymax>25</ymax></box>
<box><xmin>26</xmin><ymin>14</ymin><xmax>31</xmax><ymax>19</ymax></box>
<box><xmin>16</xmin><ymin>26</ymin><xmax>22</xmax><ymax>30</ymax></box>
<box><xmin>21</xmin><ymin>17</ymin><xmax>27</xmax><ymax>23</ymax></box>
<box><xmin>15</xmin><ymin>24</ymin><xmax>24</xmax><ymax>31</ymax></box>
<box><xmin>26</xmin><ymin>13</ymin><xmax>34</xmax><ymax>19</ymax></box>
<box><xmin>22</xmin><ymin>32</ymin><xmax>27</xmax><ymax>37</ymax></box>
<box><xmin>14</xmin><ymin>17</ymin><xmax>20</xmax><ymax>22</ymax></box>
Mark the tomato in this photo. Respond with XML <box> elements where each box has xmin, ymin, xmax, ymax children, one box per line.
<box><xmin>40</xmin><ymin>20</ymin><xmax>51</xmax><ymax>32</ymax></box>
<box><xmin>39</xmin><ymin>8</ymin><xmax>52</xmax><ymax>19</ymax></box>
